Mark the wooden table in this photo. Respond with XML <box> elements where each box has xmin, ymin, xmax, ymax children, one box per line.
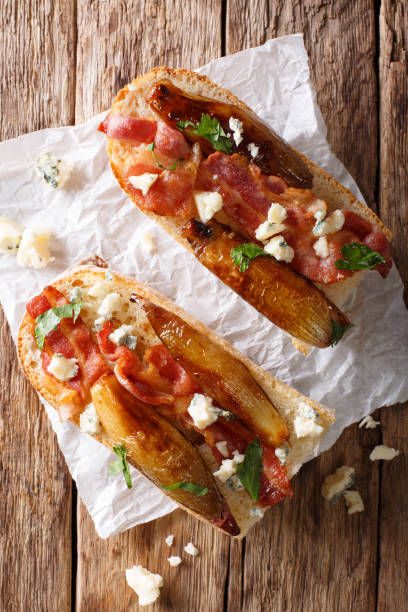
<box><xmin>1</xmin><ymin>2</ymin><xmax>407</xmax><ymax>610</ymax></box>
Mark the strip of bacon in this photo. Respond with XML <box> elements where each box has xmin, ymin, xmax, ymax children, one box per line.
<box><xmin>26</xmin><ymin>287</ymin><xmax>109</xmax><ymax>402</ymax></box>
<box><xmin>98</xmin><ymin>113</ymin><xmax>157</xmax><ymax>145</ymax></box>
<box><xmin>124</xmin><ymin>139</ymin><xmax>199</xmax><ymax>217</ymax></box>
<box><xmin>197</xmin><ymin>153</ymin><xmax>275</xmax><ymax>233</ymax></box>
<box><xmin>197</xmin><ymin>152</ymin><xmax>391</xmax><ymax>284</ymax></box>
<box><xmin>154</xmin><ymin>121</ymin><xmax>191</xmax><ymax>159</ymax></box>
<box><xmin>97</xmin><ymin>320</ymin><xmax>175</xmax><ymax>405</ymax></box>
<box><xmin>200</xmin><ymin>418</ymin><xmax>293</xmax><ymax>507</ymax></box>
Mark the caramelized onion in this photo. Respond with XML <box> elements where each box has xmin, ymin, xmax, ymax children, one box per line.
<box><xmin>136</xmin><ymin>299</ymin><xmax>289</xmax><ymax>448</ymax></box>
<box><xmin>146</xmin><ymin>79</ymin><xmax>313</xmax><ymax>189</ymax></box>
<box><xmin>182</xmin><ymin>219</ymin><xmax>350</xmax><ymax>348</ymax></box>
<box><xmin>91</xmin><ymin>373</ymin><xmax>239</xmax><ymax>535</ymax></box>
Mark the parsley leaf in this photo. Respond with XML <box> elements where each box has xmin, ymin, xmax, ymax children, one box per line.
<box><xmin>231</xmin><ymin>243</ymin><xmax>267</xmax><ymax>272</ymax></box>
<box><xmin>335</xmin><ymin>243</ymin><xmax>386</xmax><ymax>271</ymax></box>
<box><xmin>236</xmin><ymin>439</ymin><xmax>263</xmax><ymax>503</ymax></box>
<box><xmin>176</xmin><ymin>120</ymin><xmax>196</xmax><ymax>129</ymax></box>
<box><xmin>147</xmin><ymin>142</ymin><xmax>178</xmax><ymax>171</ymax></box>
<box><xmin>162</xmin><ymin>482</ymin><xmax>208</xmax><ymax>496</ymax></box>
<box><xmin>35</xmin><ymin>302</ymin><xmax>82</xmax><ymax>350</ymax></box>
<box><xmin>109</xmin><ymin>445</ymin><xmax>132</xmax><ymax>489</ymax></box>
<box><xmin>177</xmin><ymin>113</ymin><xmax>233</xmax><ymax>154</ymax></box>
<box><xmin>330</xmin><ymin>319</ymin><xmax>354</xmax><ymax>346</ymax></box>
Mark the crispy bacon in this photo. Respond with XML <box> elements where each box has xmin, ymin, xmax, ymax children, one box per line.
<box><xmin>98</xmin><ymin>113</ymin><xmax>157</xmax><ymax>145</ymax></box>
<box><xmin>195</xmin><ymin>152</ymin><xmax>391</xmax><ymax>284</ymax></box>
<box><xmin>26</xmin><ymin>287</ymin><xmax>109</xmax><ymax>406</ymax></box>
<box><xmin>203</xmin><ymin>419</ymin><xmax>293</xmax><ymax>507</ymax></box>
<box><xmin>124</xmin><ymin>140</ymin><xmax>199</xmax><ymax>217</ymax></box>
<box><xmin>343</xmin><ymin>210</ymin><xmax>392</xmax><ymax>278</ymax></box>
<box><xmin>154</xmin><ymin>121</ymin><xmax>191</xmax><ymax>159</ymax></box>
<box><xmin>97</xmin><ymin>321</ymin><xmax>175</xmax><ymax>405</ymax></box>
<box><xmin>282</xmin><ymin>209</ymin><xmax>392</xmax><ymax>284</ymax></box>
<box><xmin>144</xmin><ymin>345</ymin><xmax>200</xmax><ymax>396</ymax></box>
<box><xmin>197</xmin><ymin>153</ymin><xmax>274</xmax><ymax>233</ymax></box>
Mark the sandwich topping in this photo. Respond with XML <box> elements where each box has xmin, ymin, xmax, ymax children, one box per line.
<box><xmin>25</xmin><ymin>282</ymin><xmax>294</xmax><ymax>522</ymax></box>
<box><xmin>99</xmin><ymin>81</ymin><xmax>391</xmax><ymax>286</ymax></box>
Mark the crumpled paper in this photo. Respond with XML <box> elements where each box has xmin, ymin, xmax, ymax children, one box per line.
<box><xmin>1</xmin><ymin>34</ymin><xmax>407</xmax><ymax>538</ymax></box>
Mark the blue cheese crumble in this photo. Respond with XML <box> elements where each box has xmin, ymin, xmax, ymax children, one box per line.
<box><xmin>35</xmin><ymin>152</ymin><xmax>73</xmax><ymax>189</ymax></box>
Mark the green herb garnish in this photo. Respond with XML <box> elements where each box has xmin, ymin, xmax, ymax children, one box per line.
<box><xmin>177</xmin><ymin>113</ymin><xmax>233</xmax><ymax>154</ymax></box>
<box><xmin>147</xmin><ymin>142</ymin><xmax>178</xmax><ymax>171</ymax></box>
<box><xmin>35</xmin><ymin>301</ymin><xmax>82</xmax><ymax>350</ymax></box>
<box><xmin>109</xmin><ymin>445</ymin><xmax>132</xmax><ymax>489</ymax></box>
<box><xmin>162</xmin><ymin>482</ymin><xmax>208</xmax><ymax>496</ymax></box>
<box><xmin>231</xmin><ymin>243</ymin><xmax>267</xmax><ymax>272</ymax></box>
<box><xmin>236</xmin><ymin>439</ymin><xmax>263</xmax><ymax>503</ymax></box>
<box><xmin>335</xmin><ymin>243</ymin><xmax>386</xmax><ymax>271</ymax></box>
<box><xmin>330</xmin><ymin>319</ymin><xmax>354</xmax><ymax>347</ymax></box>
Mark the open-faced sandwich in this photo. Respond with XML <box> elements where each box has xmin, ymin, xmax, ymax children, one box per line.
<box><xmin>18</xmin><ymin>257</ymin><xmax>334</xmax><ymax>536</ymax></box>
<box><xmin>98</xmin><ymin>68</ymin><xmax>393</xmax><ymax>351</ymax></box>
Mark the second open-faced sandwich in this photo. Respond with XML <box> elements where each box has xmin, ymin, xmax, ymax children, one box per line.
<box><xmin>18</xmin><ymin>257</ymin><xmax>334</xmax><ymax>536</ymax></box>
<box><xmin>98</xmin><ymin>68</ymin><xmax>393</xmax><ymax>352</ymax></box>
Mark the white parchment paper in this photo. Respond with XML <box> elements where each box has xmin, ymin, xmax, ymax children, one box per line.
<box><xmin>1</xmin><ymin>35</ymin><xmax>407</xmax><ymax>538</ymax></box>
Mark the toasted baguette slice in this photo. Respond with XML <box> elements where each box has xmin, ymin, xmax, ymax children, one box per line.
<box><xmin>105</xmin><ymin>67</ymin><xmax>392</xmax><ymax>351</ymax></box>
<box><xmin>18</xmin><ymin>256</ymin><xmax>334</xmax><ymax>536</ymax></box>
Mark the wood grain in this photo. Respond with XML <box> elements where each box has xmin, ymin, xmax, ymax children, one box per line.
<box><xmin>377</xmin><ymin>2</ymin><xmax>408</xmax><ymax>610</ymax></box>
<box><xmin>74</xmin><ymin>2</ymin><xmax>226</xmax><ymax>610</ymax></box>
<box><xmin>226</xmin><ymin>2</ymin><xmax>382</xmax><ymax>610</ymax></box>
<box><xmin>75</xmin><ymin>0</ymin><xmax>222</xmax><ymax>122</ymax></box>
<box><xmin>226</xmin><ymin>0</ymin><xmax>378</xmax><ymax>205</ymax></box>
<box><xmin>0</xmin><ymin>2</ymin><xmax>76</xmax><ymax>609</ymax></box>
<box><xmin>2</xmin><ymin>1</ymin><xmax>407</xmax><ymax>610</ymax></box>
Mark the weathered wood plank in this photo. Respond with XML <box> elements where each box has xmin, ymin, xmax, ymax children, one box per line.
<box><xmin>0</xmin><ymin>2</ymin><xmax>76</xmax><ymax>609</ymax></box>
<box><xmin>77</xmin><ymin>509</ymin><xmax>230</xmax><ymax>612</ymax></box>
<box><xmin>75</xmin><ymin>2</ymin><xmax>226</xmax><ymax>610</ymax></box>
<box><xmin>75</xmin><ymin>0</ymin><xmax>223</xmax><ymax>122</ymax></box>
<box><xmin>226</xmin><ymin>2</ymin><xmax>381</xmax><ymax>610</ymax></box>
<box><xmin>226</xmin><ymin>0</ymin><xmax>378</xmax><ymax>204</ymax></box>
<box><xmin>377</xmin><ymin>2</ymin><xmax>408</xmax><ymax>609</ymax></box>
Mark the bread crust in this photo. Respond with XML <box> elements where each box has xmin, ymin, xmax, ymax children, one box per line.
<box><xmin>17</xmin><ymin>258</ymin><xmax>334</xmax><ymax>537</ymax></box>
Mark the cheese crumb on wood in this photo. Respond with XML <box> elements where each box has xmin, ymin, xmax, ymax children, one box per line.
<box><xmin>184</xmin><ymin>542</ymin><xmax>199</xmax><ymax>556</ymax></box>
<box><xmin>359</xmin><ymin>415</ymin><xmax>381</xmax><ymax>429</ymax></box>
<box><xmin>165</xmin><ymin>534</ymin><xmax>174</xmax><ymax>547</ymax></box>
<box><xmin>343</xmin><ymin>490</ymin><xmax>364</xmax><ymax>514</ymax></box>
<box><xmin>369</xmin><ymin>445</ymin><xmax>400</xmax><ymax>461</ymax></box>
<box><xmin>168</xmin><ymin>556</ymin><xmax>182</xmax><ymax>567</ymax></box>
<box><xmin>321</xmin><ymin>465</ymin><xmax>355</xmax><ymax>503</ymax></box>
<box><xmin>125</xmin><ymin>565</ymin><xmax>163</xmax><ymax>606</ymax></box>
